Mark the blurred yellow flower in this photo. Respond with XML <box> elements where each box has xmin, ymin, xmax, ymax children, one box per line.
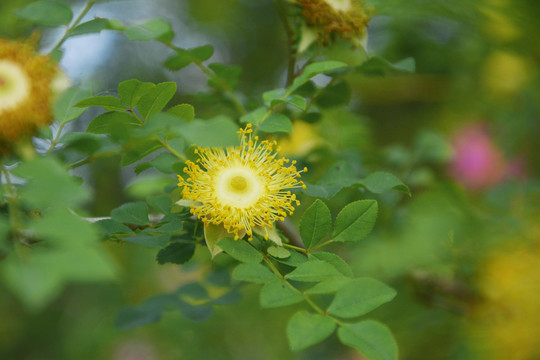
<box><xmin>470</xmin><ymin>244</ymin><xmax>540</xmax><ymax>360</ymax></box>
<box><xmin>278</xmin><ymin>120</ymin><xmax>322</xmax><ymax>157</ymax></box>
<box><xmin>482</xmin><ymin>51</ymin><xmax>530</xmax><ymax>97</ymax></box>
<box><xmin>0</xmin><ymin>38</ymin><xmax>56</xmax><ymax>154</ymax></box>
<box><xmin>178</xmin><ymin>124</ymin><xmax>306</xmax><ymax>241</ymax></box>
<box><xmin>297</xmin><ymin>0</ymin><xmax>372</xmax><ymax>51</ymax></box>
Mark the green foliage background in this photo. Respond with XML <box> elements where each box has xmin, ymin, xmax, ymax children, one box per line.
<box><xmin>1</xmin><ymin>0</ymin><xmax>540</xmax><ymax>359</ymax></box>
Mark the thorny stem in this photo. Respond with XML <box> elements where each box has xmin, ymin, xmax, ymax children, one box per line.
<box><xmin>49</xmin><ymin>0</ymin><xmax>96</xmax><ymax>54</ymax></box>
<box><xmin>274</xmin><ymin>0</ymin><xmax>297</xmax><ymax>87</ymax></box>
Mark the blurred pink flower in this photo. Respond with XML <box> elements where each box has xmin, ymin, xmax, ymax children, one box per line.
<box><xmin>448</xmin><ymin>124</ymin><xmax>508</xmax><ymax>190</ymax></box>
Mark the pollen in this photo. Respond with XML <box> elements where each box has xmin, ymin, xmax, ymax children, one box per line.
<box><xmin>178</xmin><ymin>124</ymin><xmax>307</xmax><ymax>241</ymax></box>
<box><xmin>0</xmin><ymin>38</ymin><xmax>57</xmax><ymax>154</ymax></box>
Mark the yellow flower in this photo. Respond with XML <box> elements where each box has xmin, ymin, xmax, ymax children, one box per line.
<box><xmin>178</xmin><ymin>124</ymin><xmax>306</xmax><ymax>242</ymax></box>
<box><xmin>0</xmin><ymin>38</ymin><xmax>56</xmax><ymax>154</ymax></box>
<box><xmin>297</xmin><ymin>0</ymin><xmax>372</xmax><ymax>50</ymax></box>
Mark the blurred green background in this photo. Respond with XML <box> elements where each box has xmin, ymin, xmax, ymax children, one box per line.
<box><xmin>1</xmin><ymin>0</ymin><xmax>540</xmax><ymax>359</ymax></box>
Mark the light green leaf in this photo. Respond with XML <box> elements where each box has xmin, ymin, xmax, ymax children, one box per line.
<box><xmin>208</xmin><ymin>63</ymin><xmax>242</xmax><ymax>89</ymax></box>
<box><xmin>118</xmin><ymin>79</ymin><xmax>156</xmax><ymax>108</ymax></box>
<box><xmin>267</xmin><ymin>246</ymin><xmax>290</xmax><ymax>259</ymax></box>
<box><xmin>260</xmin><ymin>279</ymin><xmax>304</xmax><ymax>308</ymax></box>
<box><xmin>167</xmin><ymin>104</ymin><xmax>195</xmax><ymax>121</ymax></box>
<box><xmin>163</xmin><ymin>45</ymin><xmax>214</xmax><ymax>71</ymax></box>
<box><xmin>203</xmin><ymin>223</ymin><xmax>227</xmax><ymax>259</ymax></box>
<box><xmin>356</xmin><ymin>56</ymin><xmax>415</xmax><ymax>76</ymax></box>
<box><xmin>262</xmin><ymin>88</ymin><xmax>285</xmax><ymax>106</ymax></box>
<box><xmin>258</xmin><ymin>113</ymin><xmax>292</xmax><ymax>133</ymax></box>
<box><xmin>285</xmin><ymin>260</ymin><xmax>342</xmax><ymax>282</ymax></box>
<box><xmin>309</xmin><ymin>252</ymin><xmax>353</xmax><ymax>277</ymax></box>
<box><xmin>121</xmin><ymin>138</ymin><xmax>162</xmax><ymax>166</ymax></box>
<box><xmin>289</xmin><ymin>61</ymin><xmax>347</xmax><ymax>93</ymax></box>
<box><xmin>69</xmin><ymin>18</ymin><xmax>112</xmax><ymax>37</ymax></box>
<box><xmin>328</xmin><ymin>278</ymin><xmax>396</xmax><ymax>318</ymax></box>
<box><xmin>239</xmin><ymin>106</ymin><xmax>267</xmax><ymax>126</ymax></box>
<box><xmin>86</xmin><ymin>111</ymin><xmax>140</xmax><ymax>140</ymax></box>
<box><xmin>111</xmin><ymin>201</ymin><xmax>150</xmax><ymax>226</ymax></box>
<box><xmin>125</xmin><ymin>18</ymin><xmax>173</xmax><ymax>42</ymax></box>
<box><xmin>333</xmin><ymin>200</ymin><xmax>378</xmax><ymax>242</ymax></box>
<box><xmin>138</xmin><ymin>82</ymin><xmax>177</xmax><ymax>120</ymax></box>
<box><xmin>75</xmin><ymin>95</ymin><xmax>128</xmax><ymax>111</ymax></box>
<box><xmin>287</xmin><ymin>311</ymin><xmax>336</xmax><ymax>351</ymax></box>
<box><xmin>358</xmin><ymin>172</ymin><xmax>411</xmax><ymax>196</ymax></box>
<box><xmin>95</xmin><ymin>219</ymin><xmax>133</xmax><ymax>237</ymax></box>
<box><xmin>338</xmin><ymin>320</ymin><xmax>398</xmax><ymax>360</ymax></box>
<box><xmin>218</xmin><ymin>238</ymin><xmax>263</xmax><ymax>264</ymax></box>
<box><xmin>15</xmin><ymin>0</ymin><xmax>73</xmax><ymax>27</ymax></box>
<box><xmin>53</xmin><ymin>87</ymin><xmax>92</xmax><ymax>124</ymax></box>
<box><xmin>232</xmin><ymin>263</ymin><xmax>278</xmax><ymax>284</ymax></box>
<box><xmin>305</xmin><ymin>277</ymin><xmax>352</xmax><ymax>295</ymax></box>
<box><xmin>270</xmin><ymin>94</ymin><xmax>307</xmax><ymax>111</ymax></box>
<box><xmin>178</xmin><ymin>116</ymin><xmax>239</xmax><ymax>147</ymax></box>
<box><xmin>299</xmin><ymin>199</ymin><xmax>332</xmax><ymax>249</ymax></box>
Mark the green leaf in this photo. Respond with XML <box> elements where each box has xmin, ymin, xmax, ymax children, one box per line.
<box><xmin>270</xmin><ymin>94</ymin><xmax>307</xmax><ymax>111</ymax></box>
<box><xmin>305</xmin><ymin>277</ymin><xmax>352</xmax><ymax>295</ymax></box>
<box><xmin>53</xmin><ymin>87</ymin><xmax>92</xmax><ymax>124</ymax></box>
<box><xmin>262</xmin><ymin>88</ymin><xmax>285</xmax><ymax>106</ymax></box>
<box><xmin>59</xmin><ymin>132</ymin><xmax>104</xmax><ymax>154</ymax></box>
<box><xmin>13</xmin><ymin>157</ymin><xmax>89</xmax><ymax>208</ymax></box>
<box><xmin>309</xmin><ymin>252</ymin><xmax>353</xmax><ymax>277</ymax></box>
<box><xmin>86</xmin><ymin>111</ymin><xmax>140</xmax><ymax>140</ymax></box>
<box><xmin>258</xmin><ymin>113</ymin><xmax>292</xmax><ymax>133</ymax></box>
<box><xmin>260</xmin><ymin>279</ymin><xmax>304</xmax><ymax>308</ymax></box>
<box><xmin>239</xmin><ymin>106</ymin><xmax>267</xmax><ymax>126</ymax></box>
<box><xmin>328</xmin><ymin>278</ymin><xmax>396</xmax><ymax>318</ymax></box>
<box><xmin>218</xmin><ymin>238</ymin><xmax>263</xmax><ymax>264</ymax></box>
<box><xmin>289</xmin><ymin>61</ymin><xmax>347</xmax><ymax>93</ymax></box>
<box><xmin>315</xmin><ymin>81</ymin><xmax>351</xmax><ymax>108</ymax></box>
<box><xmin>203</xmin><ymin>223</ymin><xmax>226</xmax><ymax>259</ymax></box>
<box><xmin>125</xmin><ymin>18</ymin><xmax>173</xmax><ymax>42</ymax></box>
<box><xmin>116</xmin><ymin>306</ymin><xmax>162</xmax><ymax>330</ymax></box>
<box><xmin>95</xmin><ymin>219</ymin><xmax>133</xmax><ymax>237</ymax></box>
<box><xmin>138</xmin><ymin>82</ymin><xmax>177</xmax><ymax>120</ymax></box>
<box><xmin>177</xmin><ymin>301</ymin><xmax>214</xmax><ymax>322</ymax></box>
<box><xmin>167</xmin><ymin>104</ymin><xmax>195</xmax><ymax>121</ymax></box>
<box><xmin>69</xmin><ymin>18</ymin><xmax>112</xmax><ymax>37</ymax></box>
<box><xmin>15</xmin><ymin>0</ymin><xmax>73</xmax><ymax>26</ymax></box>
<box><xmin>356</xmin><ymin>56</ymin><xmax>415</xmax><ymax>76</ymax></box>
<box><xmin>118</xmin><ymin>79</ymin><xmax>156</xmax><ymax>108</ymax></box>
<box><xmin>302</xmin><ymin>183</ymin><xmax>343</xmax><ymax>199</ymax></box>
<box><xmin>333</xmin><ymin>200</ymin><xmax>378</xmax><ymax>242</ymax></box>
<box><xmin>232</xmin><ymin>263</ymin><xmax>278</xmax><ymax>284</ymax></box>
<box><xmin>163</xmin><ymin>45</ymin><xmax>214</xmax><ymax>71</ymax></box>
<box><xmin>285</xmin><ymin>260</ymin><xmax>342</xmax><ymax>282</ymax></box>
<box><xmin>208</xmin><ymin>63</ymin><xmax>242</xmax><ymax>89</ymax></box>
<box><xmin>338</xmin><ymin>320</ymin><xmax>398</xmax><ymax>360</ymax></box>
<box><xmin>111</xmin><ymin>201</ymin><xmax>150</xmax><ymax>226</ymax></box>
<box><xmin>29</xmin><ymin>208</ymin><xmax>96</xmax><ymax>247</ymax></box>
<box><xmin>75</xmin><ymin>95</ymin><xmax>128</xmax><ymax>111</ymax></box>
<box><xmin>124</xmin><ymin>233</ymin><xmax>170</xmax><ymax>248</ymax></box>
<box><xmin>121</xmin><ymin>138</ymin><xmax>162</xmax><ymax>166</ymax></box>
<box><xmin>267</xmin><ymin>246</ymin><xmax>291</xmax><ymax>259</ymax></box>
<box><xmin>299</xmin><ymin>199</ymin><xmax>332</xmax><ymax>249</ymax></box>
<box><xmin>156</xmin><ymin>242</ymin><xmax>195</xmax><ymax>265</ymax></box>
<box><xmin>287</xmin><ymin>311</ymin><xmax>336</xmax><ymax>351</ymax></box>
<box><xmin>147</xmin><ymin>195</ymin><xmax>172</xmax><ymax>214</ymax></box>
<box><xmin>177</xmin><ymin>116</ymin><xmax>239</xmax><ymax>147</ymax></box>
<box><xmin>276</xmin><ymin>251</ymin><xmax>309</xmax><ymax>267</ymax></box>
<box><xmin>358</xmin><ymin>172</ymin><xmax>411</xmax><ymax>196</ymax></box>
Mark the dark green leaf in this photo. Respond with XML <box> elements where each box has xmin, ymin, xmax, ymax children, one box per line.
<box><xmin>115</xmin><ymin>306</ymin><xmax>162</xmax><ymax>330</ymax></box>
<box><xmin>299</xmin><ymin>199</ymin><xmax>332</xmax><ymax>249</ymax></box>
<box><xmin>111</xmin><ymin>201</ymin><xmax>150</xmax><ymax>226</ymax></box>
<box><xmin>15</xmin><ymin>0</ymin><xmax>73</xmax><ymax>26</ymax></box>
<box><xmin>262</xmin><ymin>88</ymin><xmax>285</xmax><ymax>106</ymax></box>
<box><xmin>305</xmin><ymin>277</ymin><xmax>352</xmax><ymax>295</ymax></box>
<box><xmin>315</xmin><ymin>81</ymin><xmax>351</xmax><ymax>108</ymax></box>
<box><xmin>232</xmin><ymin>263</ymin><xmax>278</xmax><ymax>284</ymax></box>
<box><xmin>124</xmin><ymin>233</ymin><xmax>170</xmax><ymax>248</ymax></box>
<box><xmin>177</xmin><ymin>116</ymin><xmax>239</xmax><ymax>147</ymax></box>
<box><xmin>267</xmin><ymin>246</ymin><xmax>291</xmax><ymax>259</ymax></box>
<box><xmin>276</xmin><ymin>251</ymin><xmax>309</xmax><ymax>267</ymax></box>
<box><xmin>289</xmin><ymin>61</ymin><xmax>347</xmax><ymax>93</ymax></box>
<box><xmin>271</xmin><ymin>94</ymin><xmax>307</xmax><ymax>111</ymax></box>
<box><xmin>86</xmin><ymin>111</ymin><xmax>140</xmax><ymax>140</ymax></box>
<box><xmin>177</xmin><ymin>301</ymin><xmax>214</xmax><ymax>322</ymax></box>
<box><xmin>208</xmin><ymin>63</ymin><xmax>242</xmax><ymax>89</ymax></box>
<box><xmin>163</xmin><ymin>45</ymin><xmax>214</xmax><ymax>71</ymax></box>
<box><xmin>333</xmin><ymin>200</ymin><xmax>378</xmax><ymax>242</ymax></box>
<box><xmin>95</xmin><ymin>219</ymin><xmax>133</xmax><ymax>237</ymax></box>
<box><xmin>287</xmin><ymin>311</ymin><xmax>336</xmax><ymax>351</ymax></box>
<box><xmin>260</xmin><ymin>279</ymin><xmax>304</xmax><ymax>308</ymax></box>
<box><xmin>356</xmin><ymin>56</ymin><xmax>415</xmax><ymax>76</ymax></box>
<box><xmin>147</xmin><ymin>195</ymin><xmax>172</xmax><ymax>214</ymax></box>
<box><xmin>258</xmin><ymin>113</ymin><xmax>292</xmax><ymax>133</ymax></box>
<box><xmin>138</xmin><ymin>82</ymin><xmax>177</xmax><ymax>120</ymax></box>
<box><xmin>309</xmin><ymin>252</ymin><xmax>353</xmax><ymax>277</ymax></box>
<box><xmin>122</xmin><ymin>138</ymin><xmax>162</xmax><ymax>166</ymax></box>
<box><xmin>328</xmin><ymin>278</ymin><xmax>396</xmax><ymax>318</ymax></box>
<box><xmin>156</xmin><ymin>242</ymin><xmax>195</xmax><ymax>265</ymax></box>
<box><xmin>338</xmin><ymin>320</ymin><xmax>398</xmax><ymax>360</ymax></box>
<box><xmin>285</xmin><ymin>260</ymin><xmax>342</xmax><ymax>282</ymax></box>
<box><xmin>239</xmin><ymin>106</ymin><xmax>267</xmax><ymax>125</ymax></box>
<box><xmin>69</xmin><ymin>18</ymin><xmax>111</xmax><ymax>37</ymax></box>
<box><xmin>218</xmin><ymin>238</ymin><xmax>263</xmax><ymax>264</ymax></box>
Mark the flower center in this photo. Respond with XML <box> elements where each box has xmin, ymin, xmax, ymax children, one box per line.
<box><xmin>0</xmin><ymin>60</ymin><xmax>31</xmax><ymax>114</ymax></box>
<box><xmin>216</xmin><ymin>167</ymin><xmax>263</xmax><ymax>208</ymax></box>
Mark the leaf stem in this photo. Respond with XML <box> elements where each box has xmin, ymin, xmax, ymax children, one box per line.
<box><xmin>308</xmin><ymin>239</ymin><xmax>334</xmax><ymax>252</ymax></box>
<box><xmin>49</xmin><ymin>0</ymin><xmax>96</xmax><ymax>54</ymax></box>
